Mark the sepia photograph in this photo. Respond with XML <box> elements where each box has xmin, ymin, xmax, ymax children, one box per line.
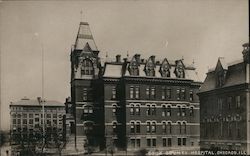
<box><xmin>0</xmin><ymin>0</ymin><xmax>249</xmax><ymax>155</ymax></box>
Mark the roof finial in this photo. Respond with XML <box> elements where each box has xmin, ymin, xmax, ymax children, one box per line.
<box><xmin>80</xmin><ymin>10</ymin><xmax>84</xmax><ymax>22</ymax></box>
<box><xmin>106</xmin><ymin>51</ymin><xmax>108</xmax><ymax>58</ymax></box>
<box><xmin>181</xmin><ymin>56</ymin><xmax>184</xmax><ymax>60</ymax></box>
<box><xmin>127</xmin><ymin>51</ymin><xmax>129</xmax><ymax>58</ymax></box>
<box><xmin>192</xmin><ymin>59</ymin><xmax>195</xmax><ymax>65</ymax></box>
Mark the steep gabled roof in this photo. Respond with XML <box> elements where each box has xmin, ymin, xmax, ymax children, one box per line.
<box><xmin>75</xmin><ymin>22</ymin><xmax>98</xmax><ymax>51</ymax></box>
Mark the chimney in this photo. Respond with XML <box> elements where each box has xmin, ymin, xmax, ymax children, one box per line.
<box><xmin>135</xmin><ymin>54</ymin><xmax>141</xmax><ymax>63</ymax></box>
<box><xmin>151</xmin><ymin>55</ymin><xmax>156</xmax><ymax>63</ymax></box>
<box><xmin>116</xmin><ymin>54</ymin><xmax>121</xmax><ymax>63</ymax></box>
<box><xmin>242</xmin><ymin>43</ymin><xmax>250</xmax><ymax>63</ymax></box>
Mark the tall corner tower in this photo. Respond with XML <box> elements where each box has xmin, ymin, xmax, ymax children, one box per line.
<box><xmin>70</xmin><ymin>21</ymin><xmax>102</xmax><ymax>151</ymax></box>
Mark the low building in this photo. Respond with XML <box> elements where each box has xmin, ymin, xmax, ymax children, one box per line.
<box><xmin>198</xmin><ymin>43</ymin><xmax>250</xmax><ymax>154</ymax></box>
<box><xmin>9</xmin><ymin>97</ymin><xmax>65</xmax><ymax>153</ymax></box>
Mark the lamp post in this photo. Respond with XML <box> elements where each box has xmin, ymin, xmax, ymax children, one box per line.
<box><xmin>34</xmin><ymin>33</ymin><xmax>45</xmax><ymax>149</ymax></box>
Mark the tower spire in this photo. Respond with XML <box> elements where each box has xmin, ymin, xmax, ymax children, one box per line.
<box><xmin>80</xmin><ymin>10</ymin><xmax>83</xmax><ymax>22</ymax></box>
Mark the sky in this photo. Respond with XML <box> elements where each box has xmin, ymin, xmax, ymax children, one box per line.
<box><xmin>0</xmin><ymin>0</ymin><xmax>249</xmax><ymax>130</ymax></box>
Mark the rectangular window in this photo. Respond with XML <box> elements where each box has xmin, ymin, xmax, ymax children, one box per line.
<box><xmin>190</xmin><ymin>90</ymin><xmax>194</xmax><ymax>101</ymax></box>
<box><xmin>135</xmin><ymin>86</ymin><xmax>140</xmax><ymax>99</ymax></box>
<box><xmin>182</xmin><ymin>138</ymin><xmax>186</xmax><ymax>146</ymax></box>
<box><xmin>151</xmin><ymin>87</ymin><xmax>156</xmax><ymax>99</ymax></box>
<box><xmin>178</xmin><ymin>138</ymin><xmax>181</xmax><ymax>146</ymax></box>
<box><xmin>152</xmin><ymin>138</ymin><xmax>156</xmax><ymax>147</ymax></box>
<box><xmin>181</xmin><ymin>88</ymin><xmax>186</xmax><ymax>100</ymax></box>
<box><xmin>168</xmin><ymin>138</ymin><xmax>172</xmax><ymax>147</ymax></box>
<box><xmin>147</xmin><ymin>139</ymin><xmax>151</xmax><ymax>147</ymax></box>
<box><xmin>218</xmin><ymin>98</ymin><xmax>223</xmax><ymax>110</ymax></box>
<box><xmin>162</xmin><ymin>87</ymin><xmax>166</xmax><ymax>99</ymax></box>
<box><xmin>163</xmin><ymin>138</ymin><xmax>167</xmax><ymax>147</ymax></box>
<box><xmin>227</xmin><ymin>97</ymin><xmax>232</xmax><ymax>109</ymax></box>
<box><xmin>112</xmin><ymin>87</ymin><xmax>116</xmax><ymax>99</ymax></box>
<box><xmin>166</xmin><ymin>88</ymin><xmax>171</xmax><ymax>99</ymax></box>
<box><xmin>177</xmin><ymin>89</ymin><xmax>180</xmax><ymax>100</ymax></box>
<box><xmin>136</xmin><ymin>139</ymin><xmax>140</xmax><ymax>148</ymax></box>
<box><xmin>29</xmin><ymin>119</ymin><xmax>33</xmax><ymax>124</ymax></box>
<box><xmin>83</xmin><ymin>88</ymin><xmax>88</xmax><ymax>101</ymax></box>
<box><xmin>236</xmin><ymin>96</ymin><xmax>241</xmax><ymax>108</ymax></box>
<box><xmin>146</xmin><ymin>87</ymin><xmax>150</xmax><ymax>99</ymax></box>
<box><xmin>130</xmin><ymin>86</ymin><xmax>134</xmax><ymax>99</ymax></box>
<box><xmin>131</xmin><ymin>139</ymin><xmax>135</xmax><ymax>148</ymax></box>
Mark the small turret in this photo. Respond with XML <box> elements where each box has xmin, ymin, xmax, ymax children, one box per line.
<box><xmin>242</xmin><ymin>43</ymin><xmax>250</xmax><ymax>63</ymax></box>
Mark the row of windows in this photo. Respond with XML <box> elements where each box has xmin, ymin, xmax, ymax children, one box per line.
<box><xmin>81</xmin><ymin>59</ymin><xmax>94</xmax><ymax>75</ymax></box>
<box><xmin>11</xmin><ymin>107</ymin><xmax>64</xmax><ymax>111</ymax></box>
<box><xmin>12</xmin><ymin>113</ymin><xmax>63</xmax><ymax>119</ymax></box>
<box><xmin>129</xmin><ymin>121</ymin><xmax>187</xmax><ymax>134</ymax></box>
<box><xmin>129</xmin><ymin>105</ymin><xmax>194</xmax><ymax>117</ymax></box>
<box><xmin>203</xmin><ymin>121</ymin><xmax>241</xmax><ymax>138</ymax></box>
<box><xmin>130</xmin><ymin>137</ymin><xmax>187</xmax><ymax>148</ymax></box>
<box><xmin>12</xmin><ymin>118</ymin><xmax>63</xmax><ymax>126</ymax></box>
<box><xmin>129</xmin><ymin>86</ymin><xmax>194</xmax><ymax>101</ymax></box>
<box><xmin>217</xmin><ymin>96</ymin><xmax>241</xmax><ymax>110</ymax></box>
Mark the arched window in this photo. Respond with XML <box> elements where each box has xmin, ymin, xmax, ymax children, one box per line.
<box><xmin>177</xmin><ymin>122</ymin><xmax>182</xmax><ymax>134</ymax></box>
<box><xmin>112</xmin><ymin>105</ymin><xmax>117</xmax><ymax>116</ymax></box>
<box><xmin>135</xmin><ymin>104</ymin><xmax>140</xmax><ymax>115</ymax></box>
<box><xmin>162</xmin><ymin>105</ymin><xmax>166</xmax><ymax>116</ymax></box>
<box><xmin>136</xmin><ymin>122</ymin><xmax>140</xmax><ymax>133</ymax></box>
<box><xmin>130</xmin><ymin>122</ymin><xmax>135</xmax><ymax>133</ymax></box>
<box><xmin>177</xmin><ymin>106</ymin><xmax>181</xmax><ymax>116</ymax></box>
<box><xmin>167</xmin><ymin>105</ymin><xmax>171</xmax><ymax>116</ymax></box>
<box><xmin>146</xmin><ymin>122</ymin><xmax>151</xmax><ymax>133</ymax></box>
<box><xmin>189</xmin><ymin>107</ymin><xmax>194</xmax><ymax>116</ymax></box>
<box><xmin>113</xmin><ymin>122</ymin><xmax>117</xmax><ymax>133</ymax></box>
<box><xmin>81</xmin><ymin>59</ymin><xmax>94</xmax><ymax>75</ymax></box>
<box><xmin>162</xmin><ymin>122</ymin><xmax>167</xmax><ymax>133</ymax></box>
<box><xmin>167</xmin><ymin>122</ymin><xmax>172</xmax><ymax>134</ymax></box>
<box><xmin>151</xmin><ymin>122</ymin><xmax>156</xmax><ymax>133</ymax></box>
<box><xmin>130</xmin><ymin>104</ymin><xmax>134</xmax><ymax>115</ymax></box>
<box><xmin>182</xmin><ymin>122</ymin><xmax>187</xmax><ymax>134</ymax></box>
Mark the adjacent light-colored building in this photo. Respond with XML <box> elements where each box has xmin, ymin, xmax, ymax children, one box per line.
<box><xmin>10</xmin><ymin>97</ymin><xmax>65</xmax><ymax>146</ymax></box>
<box><xmin>198</xmin><ymin>43</ymin><xmax>250</xmax><ymax>154</ymax></box>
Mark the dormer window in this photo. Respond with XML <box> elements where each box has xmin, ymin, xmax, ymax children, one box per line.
<box><xmin>128</xmin><ymin>57</ymin><xmax>139</xmax><ymax>76</ymax></box>
<box><xmin>174</xmin><ymin>60</ymin><xmax>185</xmax><ymax>78</ymax></box>
<box><xmin>217</xmin><ymin>71</ymin><xmax>225</xmax><ymax>87</ymax></box>
<box><xmin>81</xmin><ymin>59</ymin><xmax>94</xmax><ymax>75</ymax></box>
<box><xmin>144</xmin><ymin>57</ymin><xmax>155</xmax><ymax>76</ymax></box>
<box><xmin>160</xmin><ymin>59</ymin><xmax>171</xmax><ymax>77</ymax></box>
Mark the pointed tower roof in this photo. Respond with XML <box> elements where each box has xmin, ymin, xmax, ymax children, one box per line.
<box><xmin>75</xmin><ymin>22</ymin><xmax>98</xmax><ymax>51</ymax></box>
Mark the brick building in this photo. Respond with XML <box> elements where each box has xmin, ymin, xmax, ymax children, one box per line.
<box><xmin>198</xmin><ymin>43</ymin><xmax>250</xmax><ymax>154</ymax></box>
<box><xmin>67</xmin><ymin>21</ymin><xmax>202</xmax><ymax>153</ymax></box>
